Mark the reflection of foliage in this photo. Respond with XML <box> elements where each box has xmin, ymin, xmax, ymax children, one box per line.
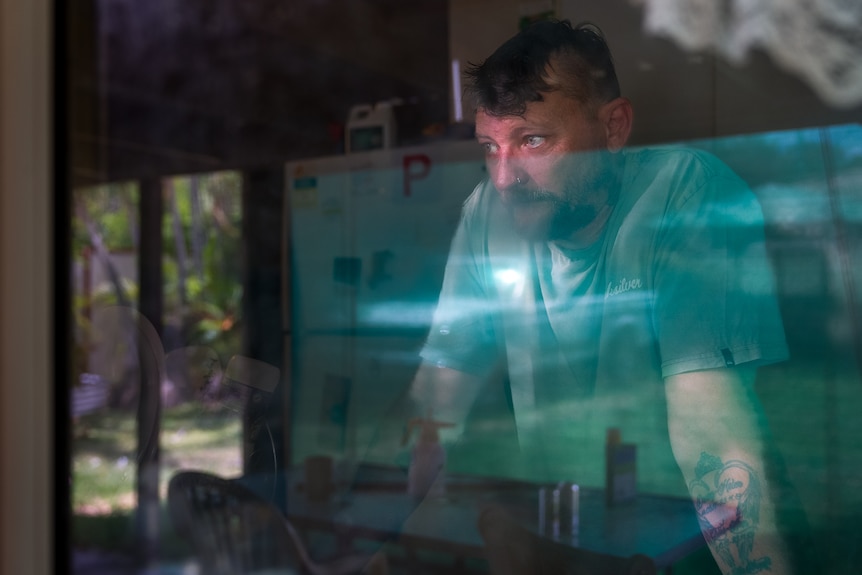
<box><xmin>162</xmin><ymin>171</ymin><xmax>243</xmax><ymax>360</ymax></box>
<box><xmin>72</xmin><ymin>182</ymin><xmax>139</xmax><ymax>389</ymax></box>
<box><xmin>72</xmin><ymin>171</ymin><xmax>244</xmax><ymax>399</ymax></box>
<box><xmin>72</xmin><ymin>182</ymin><xmax>139</xmax><ymax>252</ymax></box>
<box><xmin>72</xmin><ymin>174</ymin><xmax>247</xmax><ymax>526</ymax></box>
<box><xmin>71</xmin><ymin>283</ymin><xmax>139</xmax><ymax>383</ymax></box>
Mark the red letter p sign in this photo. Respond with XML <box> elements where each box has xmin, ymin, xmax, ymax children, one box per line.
<box><xmin>402</xmin><ymin>154</ymin><xmax>431</xmax><ymax>197</ymax></box>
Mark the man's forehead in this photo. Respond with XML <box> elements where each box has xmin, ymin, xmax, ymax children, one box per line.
<box><xmin>476</xmin><ymin>93</ymin><xmax>582</xmax><ymax>128</ymax></box>
<box><xmin>474</xmin><ymin>110</ymin><xmax>530</xmax><ymax>137</ymax></box>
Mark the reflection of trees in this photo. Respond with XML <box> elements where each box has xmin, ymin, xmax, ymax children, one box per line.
<box><xmin>74</xmin><ymin>183</ymin><xmax>136</xmax><ymax>308</ymax></box>
<box><xmin>163</xmin><ymin>172</ymin><xmax>243</xmax><ymax>366</ymax></box>
<box><xmin>73</xmin><ymin>183</ymin><xmax>138</xmax><ymax>397</ymax></box>
<box><xmin>72</xmin><ymin>172</ymin><xmax>244</xmax><ymax>405</ymax></box>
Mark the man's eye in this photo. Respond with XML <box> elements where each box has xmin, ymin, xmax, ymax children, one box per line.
<box><xmin>525</xmin><ymin>136</ymin><xmax>545</xmax><ymax>149</ymax></box>
<box><xmin>482</xmin><ymin>142</ymin><xmax>498</xmax><ymax>154</ymax></box>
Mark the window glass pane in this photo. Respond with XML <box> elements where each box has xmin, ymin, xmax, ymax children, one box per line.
<box><xmin>64</xmin><ymin>3</ymin><xmax>862</xmax><ymax>574</ymax></box>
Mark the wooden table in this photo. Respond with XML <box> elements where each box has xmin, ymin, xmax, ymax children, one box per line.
<box><xmin>280</xmin><ymin>466</ymin><xmax>706</xmax><ymax>573</ymax></box>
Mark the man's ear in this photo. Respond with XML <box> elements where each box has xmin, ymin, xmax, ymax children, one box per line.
<box><xmin>601</xmin><ymin>97</ymin><xmax>633</xmax><ymax>153</ymax></box>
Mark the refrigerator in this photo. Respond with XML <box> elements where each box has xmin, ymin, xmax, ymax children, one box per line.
<box><xmin>283</xmin><ymin>141</ymin><xmax>486</xmax><ymax>469</ymax></box>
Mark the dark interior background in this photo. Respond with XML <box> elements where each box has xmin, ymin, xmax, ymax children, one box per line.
<box><xmin>68</xmin><ymin>0</ymin><xmax>862</xmax><ymax>186</ymax></box>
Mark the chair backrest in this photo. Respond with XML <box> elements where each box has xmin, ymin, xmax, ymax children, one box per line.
<box><xmin>478</xmin><ymin>504</ymin><xmax>657</xmax><ymax>575</ymax></box>
<box><xmin>169</xmin><ymin>470</ymin><xmax>388</xmax><ymax>575</ymax></box>
<box><xmin>168</xmin><ymin>470</ymin><xmax>301</xmax><ymax>575</ymax></box>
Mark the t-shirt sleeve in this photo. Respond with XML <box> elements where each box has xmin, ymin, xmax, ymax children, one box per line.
<box><xmin>420</xmin><ymin>184</ymin><xmax>501</xmax><ymax>376</ymax></box>
<box><xmin>653</xmin><ymin>168</ymin><xmax>789</xmax><ymax>377</ymax></box>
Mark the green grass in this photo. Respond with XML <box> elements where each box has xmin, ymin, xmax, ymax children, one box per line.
<box><xmin>160</xmin><ymin>402</ymin><xmax>244</xmax><ymax>473</ymax></box>
<box><xmin>71</xmin><ymin>506</ymin><xmax>194</xmax><ymax>561</ymax></box>
<box><xmin>72</xmin><ymin>402</ymin><xmax>243</xmax><ymax>551</ymax></box>
<box><xmin>73</xmin><ymin>409</ymin><xmax>145</xmax><ymax>514</ymax></box>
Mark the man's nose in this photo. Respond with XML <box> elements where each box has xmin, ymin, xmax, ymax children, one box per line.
<box><xmin>489</xmin><ymin>154</ymin><xmax>526</xmax><ymax>192</ymax></box>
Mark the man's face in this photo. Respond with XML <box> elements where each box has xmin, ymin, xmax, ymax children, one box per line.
<box><xmin>475</xmin><ymin>90</ymin><xmax>618</xmax><ymax>242</ymax></box>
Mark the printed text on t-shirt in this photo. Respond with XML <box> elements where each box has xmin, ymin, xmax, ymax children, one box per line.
<box><xmin>605</xmin><ymin>277</ymin><xmax>643</xmax><ymax>299</ymax></box>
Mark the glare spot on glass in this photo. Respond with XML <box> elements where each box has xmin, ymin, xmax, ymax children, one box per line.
<box><xmin>495</xmin><ymin>268</ymin><xmax>524</xmax><ymax>285</ymax></box>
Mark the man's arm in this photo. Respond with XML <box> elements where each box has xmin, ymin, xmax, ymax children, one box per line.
<box><xmin>359</xmin><ymin>362</ymin><xmax>485</xmax><ymax>473</ymax></box>
<box><xmin>406</xmin><ymin>362</ymin><xmax>485</xmax><ymax>434</ymax></box>
<box><xmin>665</xmin><ymin>367</ymin><xmax>794</xmax><ymax>575</ymax></box>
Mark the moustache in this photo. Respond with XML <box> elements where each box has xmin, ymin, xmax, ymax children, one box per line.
<box><xmin>498</xmin><ymin>186</ymin><xmax>561</xmax><ymax>206</ymax></box>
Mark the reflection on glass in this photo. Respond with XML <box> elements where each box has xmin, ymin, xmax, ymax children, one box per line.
<box><xmin>62</xmin><ymin>3</ymin><xmax>862</xmax><ymax>572</ymax></box>
<box><xmin>70</xmin><ymin>172</ymin><xmax>245</xmax><ymax>556</ymax></box>
<box><xmin>72</xmin><ymin>182</ymin><xmax>140</xmax><ymax>522</ymax></box>
<box><xmin>288</xmin><ymin>123</ymin><xmax>862</xmax><ymax>574</ymax></box>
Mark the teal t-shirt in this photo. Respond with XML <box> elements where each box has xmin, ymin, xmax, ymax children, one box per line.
<box><xmin>420</xmin><ymin>146</ymin><xmax>788</xmax><ymax>493</ymax></box>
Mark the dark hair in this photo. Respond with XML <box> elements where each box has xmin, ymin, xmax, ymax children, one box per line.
<box><xmin>464</xmin><ymin>20</ymin><xmax>620</xmax><ymax>117</ymax></box>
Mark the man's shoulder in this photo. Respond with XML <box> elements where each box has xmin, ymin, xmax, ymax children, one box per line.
<box><xmin>628</xmin><ymin>145</ymin><xmax>738</xmax><ymax>180</ymax></box>
<box><xmin>624</xmin><ymin>145</ymin><xmax>747</xmax><ymax>204</ymax></box>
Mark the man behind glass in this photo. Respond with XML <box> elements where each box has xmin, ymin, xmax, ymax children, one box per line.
<box><xmin>397</xmin><ymin>19</ymin><xmax>805</xmax><ymax>575</ymax></box>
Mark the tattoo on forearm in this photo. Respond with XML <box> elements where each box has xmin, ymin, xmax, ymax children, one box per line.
<box><xmin>689</xmin><ymin>452</ymin><xmax>771</xmax><ymax>575</ymax></box>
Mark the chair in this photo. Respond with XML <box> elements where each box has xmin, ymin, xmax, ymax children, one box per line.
<box><xmin>478</xmin><ymin>504</ymin><xmax>656</xmax><ymax>575</ymax></box>
<box><xmin>168</xmin><ymin>470</ymin><xmax>387</xmax><ymax>575</ymax></box>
